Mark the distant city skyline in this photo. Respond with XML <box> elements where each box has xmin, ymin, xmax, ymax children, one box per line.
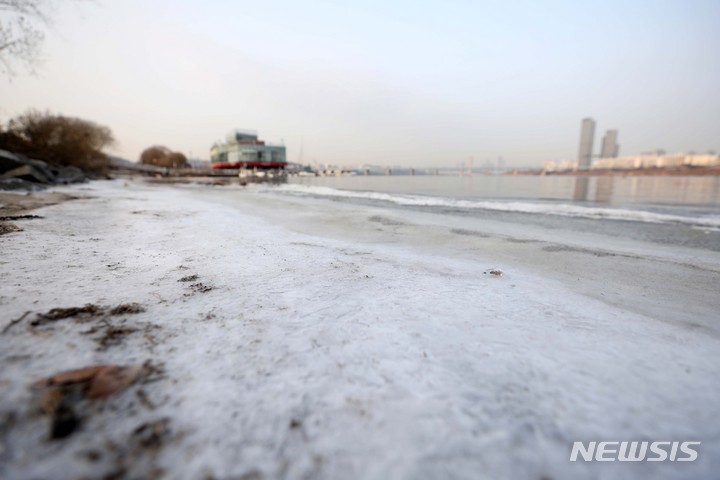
<box><xmin>2</xmin><ymin>0</ymin><xmax>719</xmax><ymax>167</ymax></box>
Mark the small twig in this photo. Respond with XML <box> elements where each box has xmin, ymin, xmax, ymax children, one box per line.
<box><xmin>2</xmin><ymin>311</ymin><xmax>31</xmax><ymax>334</ymax></box>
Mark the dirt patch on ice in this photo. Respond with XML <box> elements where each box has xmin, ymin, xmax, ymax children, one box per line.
<box><xmin>187</xmin><ymin>282</ymin><xmax>213</xmax><ymax>294</ymax></box>
<box><xmin>32</xmin><ymin>304</ymin><xmax>105</xmax><ymax>325</ymax></box>
<box><xmin>0</xmin><ymin>192</ymin><xmax>85</xmax><ymax>236</ymax></box>
<box><xmin>93</xmin><ymin>324</ymin><xmax>141</xmax><ymax>349</ymax></box>
<box><xmin>450</xmin><ymin>227</ymin><xmax>491</xmax><ymax>238</ymax></box>
<box><xmin>484</xmin><ymin>268</ymin><xmax>504</xmax><ymax>277</ymax></box>
<box><xmin>0</xmin><ymin>214</ymin><xmax>43</xmax><ymax>221</ymax></box>
<box><xmin>368</xmin><ymin>215</ymin><xmax>406</xmax><ymax>226</ymax></box>
<box><xmin>100</xmin><ymin>417</ymin><xmax>176</xmax><ymax>480</ymax></box>
<box><xmin>0</xmin><ymin>222</ymin><xmax>23</xmax><ymax>235</ymax></box>
<box><xmin>0</xmin><ymin>191</ymin><xmax>84</xmax><ymax>216</ymax></box>
<box><xmin>2</xmin><ymin>303</ymin><xmax>148</xmax><ymax>334</ymax></box>
<box><xmin>177</xmin><ymin>274</ymin><xmax>214</xmax><ymax>294</ymax></box>
<box><xmin>541</xmin><ymin>244</ymin><xmax>639</xmax><ymax>258</ymax></box>
<box><xmin>110</xmin><ymin>303</ymin><xmax>146</xmax><ymax>315</ymax></box>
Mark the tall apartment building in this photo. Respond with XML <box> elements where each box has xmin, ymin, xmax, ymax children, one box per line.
<box><xmin>600</xmin><ymin>129</ymin><xmax>620</xmax><ymax>158</ymax></box>
<box><xmin>577</xmin><ymin>118</ymin><xmax>596</xmax><ymax>168</ymax></box>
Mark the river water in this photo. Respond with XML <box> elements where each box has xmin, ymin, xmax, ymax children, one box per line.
<box><xmin>272</xmin><ymin>174</ymin><xmax>720</xmax><ymax>251</ymax></box>
<box><xmin>288</xmin><ymin>175</ymin><xmax>720</xmax><ymax>211</ymax></box>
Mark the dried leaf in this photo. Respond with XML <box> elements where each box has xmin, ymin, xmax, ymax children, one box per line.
<box><xmin>34</xmin><ymin>364</ymin><xmax>143</xmax><ymax>400</ymax></box>
<box><xmin>33</xmin><ymin>365</ymin><xmax>112</xmax><ymax>388</ymax></box>
<box><xmin>86</xmin><ymin>365</ymin><xmax>142</xmax><ymax>399</ymax></box>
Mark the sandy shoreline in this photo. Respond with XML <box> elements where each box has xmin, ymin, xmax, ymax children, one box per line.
<box><xmin>1</xmin><ymin>179</ymin><xmax>719</xmax><ymax>479</ymax></box>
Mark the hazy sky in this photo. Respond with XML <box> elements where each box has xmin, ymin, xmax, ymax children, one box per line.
<box><xmin>3</xmin><ymin>0</ymin><xmax>719</xmax><ymax>167</ymax></box>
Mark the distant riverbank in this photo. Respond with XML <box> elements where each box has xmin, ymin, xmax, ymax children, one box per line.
<box><xmin>507</xmin><ymin>165</ymin><xmax>720</xmax><ymax>176</ymax></box>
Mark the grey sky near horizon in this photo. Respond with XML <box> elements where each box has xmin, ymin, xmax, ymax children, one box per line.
<box><xmin>2</xmin><ymin>0</ymin><xmax>719</xmax><ymax>167</ymax></box>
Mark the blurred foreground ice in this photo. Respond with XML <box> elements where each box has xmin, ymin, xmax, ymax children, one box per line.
<box><xmin>0</xmin><ymin>179</ymin><xmax>718</xmax><ymax>480</ymax></box>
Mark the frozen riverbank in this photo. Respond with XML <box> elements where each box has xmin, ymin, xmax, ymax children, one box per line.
<box><xmin>1</xmin><ymin>179</ymin><xmax>719</xmax><ymax>480</ymax></box>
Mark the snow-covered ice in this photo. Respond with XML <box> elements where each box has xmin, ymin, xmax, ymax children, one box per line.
<box><xmin>0</xmin><ymin>179</ymin><xmax>718</xmax><ymax>480</ymax></box>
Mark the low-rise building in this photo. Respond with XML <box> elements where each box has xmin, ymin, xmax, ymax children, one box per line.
<box><xmin>592</xmin><ymin>153</ymin><xmax>720</xmax><ymax>170</ymax></box>
<box><xmin>543</xmin><ymin>160</ymin><xmax>578</xmax><ymax>172</ymax></box>
<box><xmin>210</xmin><ymin>129</ymin><xmax>286</xmax><ymax>169</ymax></box>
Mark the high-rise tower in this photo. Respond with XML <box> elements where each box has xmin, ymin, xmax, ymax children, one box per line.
<box><xmin>600</xmin><ymin>129</ymin><xmax>619</xmax><ymax>158</ymax></box>
<box><xmin>577</xmin><ymin>118</ymin><xmax>596</xmax><ymax>168</ymax></box>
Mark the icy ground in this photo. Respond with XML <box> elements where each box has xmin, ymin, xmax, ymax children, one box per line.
<box><xmin>1</xmin><ymin>179</ymin><xmax>719</xmax><ymax>480</ymax></box>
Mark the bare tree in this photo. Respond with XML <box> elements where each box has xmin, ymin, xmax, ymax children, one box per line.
<box><xmin>0</xmin><ymin>0</ymin><xmax>49</xmax><ymax>77</ymax></box>
<box><xmin>140</xmin><ymin>146</ymin><xmax>190</xmax><ymax>169</ymax></box>
<box><xmin>0</xmin><ymin>109</ymin><xmax>115</xmax><ymax>174</ymax></box>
